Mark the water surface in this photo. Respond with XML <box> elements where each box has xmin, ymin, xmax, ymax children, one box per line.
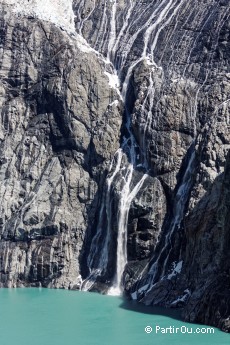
<box><xmin>0</xmin><ymin>288</ymin><xmax>229</xmax><ymax>345</ymax></box>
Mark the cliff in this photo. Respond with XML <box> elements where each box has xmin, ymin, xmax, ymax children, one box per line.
<box><xmin>0</xmin><ymin>0</ymin><xmax>229</xmax><ymax>332</ymax></box>
<box><xmin>0</xmin><ymin>1</ymin><xmax>122</xmax><ymax>289</ymax></box>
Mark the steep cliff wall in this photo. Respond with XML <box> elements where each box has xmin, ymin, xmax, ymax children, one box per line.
<box><xmin>0</xmin><ymin>2</ymin><xmax>122</xmax><ymax>288</ymax></box>
<box><xmin>0</xmin><ymin>0</ymin><xmax>229</xmax><ymax>332</ymax></box>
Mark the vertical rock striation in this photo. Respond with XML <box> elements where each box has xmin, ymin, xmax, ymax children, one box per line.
<box><xmin>0</xmin><ymin>2</ymin><xmax>122</xmax><ymax>288</ymax></box>
<box><xmin>0</xmin><ymin>0</ymin><xmax>229</xmax><ymax>332</ymax></box>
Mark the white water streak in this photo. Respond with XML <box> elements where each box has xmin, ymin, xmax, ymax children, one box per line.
<box><xmin>111</xmin><ymin>0</ymin><xmax>135</xmax><ymax>62</ymax></box>
<box><xmin>107</xmin><ymin>0</ymin><xmax>117</xmax><ymax>61</ymax></box>
<box><xmin>79</xmin><ymin>0</ymin><xmax>96</xmax><ymax>35</ymax></box>
<box><xmin>121</xmin><ymin>0</ymin><xmax>181</xmax><ymax>97</ymax></box>
<box><xmin>81</xmin><ymin>0</ymin><xmax>187</xmax><ymax>294</ymax></box>
<box><xmin>81</xmin><ymin>150</ymin><xmax>123</xmax><ymax>291</ymax></box>
<box><xmin>109</xmin><ymin>172</ymin><xmax>147</xmax><ymax>295</ymax></box>
<box><xmin>142</xmin><ymin>0</ymin><xmax>173</xmax><ymax>58</ymax></box>
<box><xmin>149</xmin><ymin>149</ymin><xmax>196</xmax><ymax>280</ymax></box>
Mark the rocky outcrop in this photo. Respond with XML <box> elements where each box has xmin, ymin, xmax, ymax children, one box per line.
<box><xmin>0</xmin><ymin>0</ymin><xmax>229</xmax><ymax>333</ymax></box>
<box><xmin>136</xmin><ymin>153</ymin><xmax>230</xmax><ymax>332</ymax></box>
<box><xmin>0</xmin><ymin>3</ymin><xmax>122</xmax><ymax>288</ymax></box>
<box><xmin>182</xmin><ymin>152</ymin><xmax>230</xmax><ymax>332</ymax></box>
<box><xmin>73</xmin><ymin>0</ymin><xmax>230</xmax><ymax>332</ymax></box>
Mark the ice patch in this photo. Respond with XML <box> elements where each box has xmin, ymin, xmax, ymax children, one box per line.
<box><xmin>2</xmin><ymin>0</ymin><xmax>75</xmax><ymax>33</ymax></box>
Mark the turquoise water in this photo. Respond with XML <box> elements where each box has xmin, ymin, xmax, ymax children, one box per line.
<box><xmin>0</xmin><ymin>288</ymin><xmax>229</xmax><ymax>345</ymax></box>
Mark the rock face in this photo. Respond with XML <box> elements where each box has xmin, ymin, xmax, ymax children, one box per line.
<box><xmin>0</xmin><ymin>2</ymin><xmax>122</xmax><ymax>288</ymax></box>
<box><xmin>0</xmin><ymin>0</ymin><xmax>230</xmax><ymax>333</ymax></box>
<box><xmin>137</xmin><ymin>154</ymin><xmax>230</xmax><ymax>332</ymax></box>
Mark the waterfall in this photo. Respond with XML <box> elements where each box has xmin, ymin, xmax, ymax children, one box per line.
<box><xmin>107</xmin><ymin>0</ymin><xmax>117</xmax><ymax>61</ymax></box>
<box><xmin>159</xmin><ymin>149</ymin><xmax>196</xmax><ymax>276</ymax></box>
<box><xmin>134</xmin><ymin>146</ymin><xmax>197</xmax><ymax>295</ymax></box>
<box><xmin>81</xmin><ymin>0</ymin><xmax>186</xmax><ymax>294</ymax></box>
<box><xmin>108</xmin><ymin>168</ymin><xmax>147</xmax><ymax>295</ymax></box>
<box><xmin>81</xmin><ymin>150</ymin><xmax>123</xmax><ymax>291</ymax></box>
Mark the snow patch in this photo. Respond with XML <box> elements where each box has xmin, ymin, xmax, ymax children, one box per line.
<box><xmin>167</xmin><ymin>261</ymin><xmax>183</xmax><ymax>280</ymax></box>
<box><xmin>170</xmin><ymin>289</ymin><xmax>191</xmax><ymax>306</ymax></box>
<box><xmin>109</xmin><ymin>100</ymin><xmax>119</xmax><ymax>107</ymax></box>
<box><xmin>2</xmin><ymin>0</ymin><xmax>75</xmax><ymax>33</ymax></box>
<box><xmin>131</xmin><ymin>291</ymin><xmax>137</xmax><ymax>300</ymax></box>
<box><xmin>3</xmin><ymin>0</ymin><xmax>104</xmax><ymax>56</ymax></box>
<box><xmin>104</xmin><ymin>72</ymin><xmax>122</xmax><ymax>100</ymax></box>
<box><xmin>104</xmin><ymin>72</ymin><xmax>120</xmax><ymax>90</ymax></box>
<box><xmin>75</xmin><ymin>34</ymin><xmax>96</xmax><ymax>54</ymax></box>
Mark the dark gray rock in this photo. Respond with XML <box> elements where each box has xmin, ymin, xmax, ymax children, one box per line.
<box><xmin>0</xmin><ymin>3</ymin><xmax>122</xmax><ymax>288</ymax></box>
<box><xmin>0</xmin><ymin>0</ymin><xmax>230</xmax><ymax>333</ymax></box>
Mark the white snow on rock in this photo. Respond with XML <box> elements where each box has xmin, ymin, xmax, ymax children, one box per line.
<box><xmin>104</xmin><ymin>72</ymin><xmax>120</xmax><ymax>90</ymax></box>
<box><xmin>109</xmin><ymin>100</ymin><xmax>119</xmax><ymax>107</ymax></box>
<box><xmin>104</xmin><ymin>71</ymin><xmax>123</xmax><ymax>100</ymax></box>
<box><xmin>131</xmin><ymin>291</ymin><xmax>137</xmax><ymax>300</ymax></box>
<box><xmin>167</xmin><ymin>260</ymin><xmax>183</xmax><ymax>279</ymax></box>
<box><xmin>170</xmin><ymin>289</ymin><xmax>191</xmax><ymax>306</ymax></box>
<box><xmin>1</xmin><ymin>0</ymin><xmax>99</xmax><ymax>55</ymax></box>
<box><xmin>2</xmin><ymin>1</ymin><xmax>123</xmax><ymax>99</ymax></box>
<box><xmin>2</xmin><ymin>0</ymin><xmax>75</xmax><ymax>33</ymax></box>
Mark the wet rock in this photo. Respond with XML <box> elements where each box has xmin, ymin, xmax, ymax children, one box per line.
<box><xmin>0</xmin><ymin>0</ymin><xmax>230</xmax><ymax>333</ymax></box>
<box><xmin>0</xmin><ymin>3</ymin><xmax>122</xmax><ymax>288</ymax></box>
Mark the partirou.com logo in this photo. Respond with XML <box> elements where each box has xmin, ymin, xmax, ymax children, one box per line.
<box><xmin>145</xmin><ymin>325</ymin><xmax>215</xmax><ymax>334</ymax></box>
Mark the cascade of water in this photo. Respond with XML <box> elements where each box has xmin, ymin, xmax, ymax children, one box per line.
<box><xmin>110</xmin><ymin>0</ymin><xmax>134</xmax><ymax>64</ymax></box>
<box><xmin>160</xmin><ymin>149</ymin><xmax>196</xmax><ymax>274</ymax></box>
<box><xmin>81</xmin><ymin>0</ymin><xmax>186</xmax><ymax>294</ymax></box>
<box><xmin>130</xmin><ymin>147</ymin><xmax>196</xmax><ymax>297</ymax></box>
<box><xmin>140</xmin><ymin>70</ymin><xmax>155</xmax><ymax>168</ymax></box>
<box><xmin>81</xmin><ymin>150</ymin><xmax>123</xmax><ymax>291</ymax></box>
<box><xmin>78</xmin><ymin>0</ymin><xmax>96</xmax><ymax>35</ymax></box>
<box><xmin>108</xmin><ymin>169</ymin><xmax>147</xmax><ymax>295</ymax></box>
<box><xmin>142</xmin><ymin>0</ymin><xmax>173</xmax><ymax>58</ymax></box>
<box><xmin>107</xmin><ymin>0</ymin><xmax>117</xmax><ymax>61</ymax></box>
<box><xmin>93</xmin><ymin>1</ymin><xmax>108</xmax><ymax>52</ymax></box>
<box><xmin>143</xmin><ymin>147</ymin><xmax>196</xmax><ymax>291</ymax></box>
<box><xmin>121</xmin><ymin>0</ymin><xmax>184</xmax><ymax>98</ymax></box>
<box><xmin>115</xmin><ymin>1</ymin><xmax>161</xmax><ymax>71</ymax></box>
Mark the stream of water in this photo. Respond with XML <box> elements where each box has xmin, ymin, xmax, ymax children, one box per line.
<box><xmin>81</xmin><ymin>0</ymin><xmax>187</xmax><ymax>295</ymax></box>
